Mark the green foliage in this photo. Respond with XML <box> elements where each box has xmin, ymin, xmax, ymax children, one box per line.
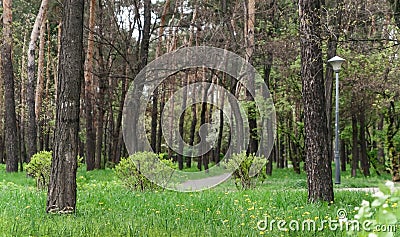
<box><xmin>114</xmin><ymin>152</ymin><xmax>177</xmax><ymax>191</ymax></box>
<box><xmin>348</xmin><ymin>181</ymin><xmax>399</xmax><ymax>237</ymax></box>
<box><xmin>226</xmin><ymin>152</ymin><xmax>266</xmax><ymax>190</ymax></box>
<box><xmin>25</xmin><ymin>151</ymin><xmax>52</xmax><ymax>190</ymax></box>
<box><xmin>25</xmin><ymin>151</ymin><xmax>84</xmax><ymax>190</ymax></box>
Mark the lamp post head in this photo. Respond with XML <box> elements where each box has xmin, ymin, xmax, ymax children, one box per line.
<box><xmin>328</xmin><ymin>56</ymin><xmax>345</xmax><ymax>72</ymax></box>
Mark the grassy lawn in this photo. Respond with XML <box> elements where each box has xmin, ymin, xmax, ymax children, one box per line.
<box><xmin>0</xmin><ymin>163</ymin><xmax>395</xmax><ymax>236</ymax></box>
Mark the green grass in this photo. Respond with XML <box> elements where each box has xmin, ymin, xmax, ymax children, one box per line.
<box><xmin>0</xmin><ymin>163</ymin><xmax>393</xmax><ymax>236</ymax></box>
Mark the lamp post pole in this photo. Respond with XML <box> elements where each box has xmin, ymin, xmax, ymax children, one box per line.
<box><xmin>334</xmin><ymin>70</ymin><xmax>340</xmax><ymax>184</ymax></box>
<box><xmin>328</xmin><ymin>56</ymin><xmax>345</xmax><ymax>185</ymax></box>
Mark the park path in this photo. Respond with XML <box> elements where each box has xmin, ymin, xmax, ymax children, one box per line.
<box><xmin>178</xmin><ymin>173</ymin><xmax>231</xmax><ymax>191</ymax></box>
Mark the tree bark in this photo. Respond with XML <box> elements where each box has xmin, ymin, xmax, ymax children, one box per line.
<box><xmin>299</xmin><ymin>0</ymin><xmax>334</xmax><ymax>202</ymax></box>
<box><xmin>2</xmin><ymin>0</ymin><xmax>19</xmax><ymax>172</ymax></box>
<box><xmin>157</xmin><ymin>86</ymin><xmax>166</xmax><ymax>154</ymax></box>
<box><xmin>26</xmin><ymin>0</ymin><xmax>49</xmax><ymax>161</ymax></box>
<box><xmin>177</xmin><ymin>73</ymin><xmax>188</xmax><ymax>170</ymax></box>
<box><xmin>359</xmin><ymin>109</ymin><xmax>370</xmax><ymax>176</ymax></box>
<box><xmin>84</xmin><ymin>0</ymin><xmax>96</xmax><ymax>171</ymax></box>
<box><xmin>150</xmin><ymin>0</ymin><xmax>171</xmax><ymax>152</ymax></box>
<box><xmin>46</xmin><ymin>0</ymin><xmax>84</xmax><ymax>214</ymax></box>
<box><xmin>0</xmin><ymin>49</ymin><xmax>3</xmax><ymax>164</ymax></box>
<box><xmin>95</xmin><ymin>74</ymin><xmax>107</xmax><ymax>169</ymax></box>
<box><xmin>130</xmin><ymin>0</ymin><xmax>151</xmax><ymax>152</ymax></box>
<box><xmin>340</xmin><ymin>139</ymin><xmax>346</xmax><ymax>172</ymax></box>
<box><xmin>351</xmin><ymin>114</ymin><xmax>359</xmax><ymax>177</ymax></box>
<box><xmin>244</xmin><ymin>0</ymin><xmax>258</xmax><ymax>155</ymax></box>
<box><xmin>187</xmin><ymin>84</ymin><xmax>197</xmax><ymax>168</ymax></box>
<box><xmin>35</xmin><ymin>7</ymin><xmax>48</xmax><ymax>124</ymax></box>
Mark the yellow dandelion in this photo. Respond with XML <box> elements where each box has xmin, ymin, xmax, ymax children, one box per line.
<box><xmin>248</xmin><ymin>206</ymin><xmax>255</xmax><ymax>211</ymax></box>
<box><xmin>391</xmin><ymin>203</ymin><xmax>398</xmax><ymax>208</ymax></box>
<box><xmin>250</xmin><ymin>215</ymin><xmax>256</xmax><ymax>219</ymax></box>
<box><xmin>260</xmin><ymin>231</ymin><xmax>265</xmax><ymax>235</ymax></box>
<box><xmin>216</xmin><ymin>210</ymin><xmax>221</xmax><ymax>215</ymax></box>
<box><xmin>303</xmin><ymin>211</ymin><xmax>310</xmax><ymax>215</ymax></box>
<box><xmin>25</xmin><ymin>206</ymin><xmax>31</xmax><ymax>209</ymax></box>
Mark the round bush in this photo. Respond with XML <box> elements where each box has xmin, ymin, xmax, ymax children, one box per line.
<box><xmin>26</xmin><ymin>151</ymin><xmax>52</xmax><ymax>190</ymax></box>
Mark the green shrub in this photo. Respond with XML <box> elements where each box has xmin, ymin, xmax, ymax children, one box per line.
<box><xmin>26</xmin><ymin>151</ymin><xmax>52</xmax><ymax>190</ymax></box>
<box><xmin>114</xmin><ymin>152</ymin><xmax>176</xmax><ymax>191</ymax></box>
<box><xmin>225</xmin><ymin>152</ymin><xmax>266</xmax><ymax>190</ymax></box>
<box><xmin>26</xmin><ymin>151</ymin><xmax>84</xmax><ymax>190</ymax></box>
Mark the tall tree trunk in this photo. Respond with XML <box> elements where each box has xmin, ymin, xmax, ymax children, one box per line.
<box><xmin>198</xmin><ymin>73</ymin><xmax>212</xmax><ymax>171</ymax></box>
<box><xmin>35</xmin><ymin>8</ymin><xmax>48</xmax><ymax>128</ymax></box>
<box><xmin>177</xmin><ymin>73</ymin><xmax>188</xmax><ymax>170</ymax></box>
<box><xmin>150</xmin><ymin>0</ymin><xmax>171</xmax><ymax>153</ymax></box>
<box><xmin>150</xmin><ymin>91</ymin><xmax>158</xmax><ymax>152</ymax></box>
<box><xmin>111</xmin><ymin>71</ymin><xmax>127</xmax><ymax>164</ymax></box>
<box><xmin>351</xmin><ymin>114</ymin><xmax>359</xmax><ymax>177</ymax></box>
<box><xmin>0</xmin><ymin>47</ymin><xmax>3</xmax><ymax>164</ymax></box>
<box><xmin>130</xmin><ymin>0</ymin><xmax>151</xmax><ymax>152</ymax></box>
<box><xmin>340</xmin><ymin>139</ymin><xmax>346</xmax><ymax>171</ymax></box>
<box><xmin>43</xmin><ymin>23</ymin><xmax>52</xmax><ymax>152</ymax></box>
<box><xmin>84</xmin><ymin>0</ymin><xmax>96</xmax><ymax>171</ymax></box>
<box><xmin>95</xmin><ymin>74</ymin><xmax>107</xmax><ymax>169</ymax></box>
<box><xmin>46</xmin><ymin>0</ymin><xmax>84</xmax><ymax>214</ymax></box>
<box><xmin>157</xmin><ymin>86</ymin><xmax>165</xmax><ymax>154</ymax></box>
<box><xmin>264</xmin><ymin>52</ymin><xmax>274</xmax><ymax>176</ymax></box>
<box><xmin>244</xmin><ymin>0</ymin><xmax>258</xmax><ymax>155</ymax></box>
<box><xmin>299</xmin><ymin>0</ymin><xmax>333</xmax><ymax>202</ymax></box>
<box><xmin>2</xmin><ymin>0</ymin><xmax>19</xmax><ymax>172</ymax></box>
<box><xmin>26</xmin><ymin>0</ymin><xmax>49</xmax><ymax>161</ymax></box>
<box><xmin>187</xmin><ymin>84</ymin><xmax>197</xmax><ymax>168</ymax></box>
<box><xmin>20</xmin><ymin>32</ymin><xmax>28</xmax><ymax>163</ymax></box>
<box><xmin>215</xmin><ymin>78</ymin><xmax>225</xmax><ymax>166</ymax></box>
<box><xmin>359</xmin><ymin>109</ymin><xmax>370</xmax><ymax>176</ymax></box>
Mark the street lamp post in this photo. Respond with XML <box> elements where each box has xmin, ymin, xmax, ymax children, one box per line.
<box><xmin>328</xmin><ymin>56</ymin><xmax>345</xmax><ymax>185</ymax></box>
